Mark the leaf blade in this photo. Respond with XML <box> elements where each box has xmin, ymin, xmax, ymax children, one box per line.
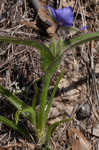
<box><xmin>0</xmin><ymin>115</ymin><xmax>32</xmax><ymax>141</ymax></box>
<box><xmin>0</xmin><ymin>85</ymin><xmax>36</xmax><ymax>125</ymax></box>
<box><xmin>45</xmin><ymin>118</ymin><xmax>71</xmax><ymax>145</ymax></box>
<box><xmin>64</xmin><ymin>31</ymin><xmax>99</xmax><ymax>51</ymax></box>
<box><xmin>0</xmin><ymin>36</ymin><xmax>54</xmax><ymax>72</ymax></box>
<box><xmin>45</xmin><ymin>70</ymin><xmax>64</xmax><ymax>122</ymax></box>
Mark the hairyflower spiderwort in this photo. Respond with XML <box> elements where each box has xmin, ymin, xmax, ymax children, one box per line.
<box><xmin>46</xmin><ymin>6</ymin><xmax>86</xmax><ymax>31</ymax></box>
<box><xmin>46</xmin><ymin>6</ymin><xmax>74</xmax><ymax>27</ymax></box>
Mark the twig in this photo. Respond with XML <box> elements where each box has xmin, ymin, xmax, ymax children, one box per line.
<box><xmin>89</xmin><ymin>41</ymin><xmax>99</xmax><ymax>105</ymax></box>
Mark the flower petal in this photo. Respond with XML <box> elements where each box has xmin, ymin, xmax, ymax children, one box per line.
<box><xmin>55</xmin><ymin>7</ymin><xmax>73</xmax><ymax>27</ymax></box>
<box><xmin>80</xmin><ymin>26</ymin><xmax>87</xmax><ymax>31</ymax></box>
<box><xmin>46</xmin><ymin>6</ymin><xmax>74</xmax><ymax>27</ymax></box>
<box><xmin>46</xmin><ymin>6</ymin><xmax>56</xmax><ymax>19</ymax></box>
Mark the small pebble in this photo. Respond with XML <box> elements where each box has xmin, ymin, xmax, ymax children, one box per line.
<box><xmin>76</xmin><ymin>103</ymin><xmax>91</xmax><ymax>120</ymax></box>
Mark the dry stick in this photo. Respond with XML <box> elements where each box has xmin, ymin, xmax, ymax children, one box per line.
<box><xmin>87</xmin><ymin>42</ymin><xmax>99</xmax><ymax>121</ymax></box>
<box><xmin>89</xmin><ymin>41</ymin><xmax>99</xmax><ymax>105</ymax></box>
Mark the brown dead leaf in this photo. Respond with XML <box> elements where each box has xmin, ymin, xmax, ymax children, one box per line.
<box><xmin>38</xmin><ymin>7</ymin><xmax>57</xmax><ymax>36</ymax></box>
<box><xmin>20</xmin><ymin>8</ymin><xmax>57</xmax><ymax>36</ymax></box>
<box><xmin>68</xmin><ymin>128</ymin><xmax>92</xmax><ymax>150</ymax></box>
<box><xmin>62</xmin><ymin>0</ymin><xmax>75</xmax><ymax>8</ymax></box>
<box><xmin>20</xmin><ymin>19</ymin><xmax>38</xmax><ymax>29</ymax></box>
<box><xmin>38</xmin><ymin>7</ymin><xmax>54</xmax><ymax>24</ymax></box>
<box><xmin>88</xmin><ymin>124</ymin><xmax>99</xmax><ymax>137</ymax></box>
<box><xmin>47</xmin><ymin>25</ymin><xmax>57</xmax><ymax>36</ymax></box>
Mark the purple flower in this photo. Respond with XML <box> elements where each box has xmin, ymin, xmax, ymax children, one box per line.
<box><xmin>80</xmin><ymin>26</ymin><xmax>87</xmax><ymax>31</ymax></box>
<box><xmin>46</xmin><ymin>6</ymin><xmax>87</xmax><ymax>32</ymax></box>
<box><xmin>46</xmin><ymin>6</ymin><xmax>74</xmax><ymax>27</ymax></box>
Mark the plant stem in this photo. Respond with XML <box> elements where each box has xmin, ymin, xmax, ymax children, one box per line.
<box><xmin>37</xmin><ymin>72</ymin><xmax>51</xmax><ymax>139</ymax></box>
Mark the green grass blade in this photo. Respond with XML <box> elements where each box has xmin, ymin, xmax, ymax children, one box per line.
<box><xmin>21</xmin><ymin>105</ymin><xmax>36</xmax><ymax>125</ymax></box>
<box><xmin>32</xmin><ymin>81</ymin><xmax>39</xmax><ymax>110</ymax></box>
<box><xmin>0</xmin><ymin>85</ymin><xmax>36</xmax><ymax>125</ymax></box>
<box><xmin>64</xmin><ymin>31</ymin><xmax>99</xmax><ymax>51</ymax></box>
<box><xmin>45</xmin><ymin>71</ymin><xmax>64</xmax><ymax>122</ymax></box>
<box><xmin>0</xmin><ymin>115</ymin><xmax>32</xmax><ymax>141</ymax></box>
<box><xmin>15</xmin><ymin>110</ymin><xmax>20</xmax><ymax>125</ymax></box>
<box><xmin>45</xmin><ymin>118</ymin><xmax>71</xmax><ymax>145</ymax></box>
<box><xmin>0</xmin><ymin>84</ymin><xmax>24</xmax><ymax>109</ymax></box>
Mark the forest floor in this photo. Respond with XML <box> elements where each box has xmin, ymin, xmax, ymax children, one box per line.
<box><xmin>0</xmin><ymin>0</ymin><xmax>99</xmax><ymax>150</ymax></box>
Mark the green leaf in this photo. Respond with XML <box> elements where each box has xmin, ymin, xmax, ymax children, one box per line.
<box><xmin>0</xmin><ymin>85</ymin><xmax>36</xmax><ymax>125</ymax></box>
<box><xmin>15</xmin><ymin>110</ymin><xmax>20</xmax><ymax>125</ymax></box>
<box><xmin>49</xmin><ymin>38</ymin><xmax>64</xmax><ymax>57</ymax></box>
<box><xmin>0</xmin><ymin>84</ymin><xmax>23</xmax><ymax>109</ymax></box>
<box><xmin>45</xmin><ymin>70</ymin><xmax>64</xmax><ymax>122</ymax></box>
<box><xmin>36</xmin><ymin>45</ymin><xmax>63</xmax><ymax>135</ymax></box>
<box><xmin>37</xmin><ymin>72</ymin><xmax>51</xmax><ymax>134</ymax></box>
<box><xmin>0</xmin><ymin>36</ymin><xmax>54</xmax><ymax>72</ymax></box>
<box><xmin>0</xmin><ymin>115</ymin><xmax>32</xmax><ymax>141</ymax></box>
<box><xmin>45</xmin><ymin>118</ymin><xmax>71</xmax><ymax>145</ymax></box>
<box><xmin>56</xmin><ymin>38</ymin><xmax>64</xmax><ymax>57</ymax></box>
<box><xmin>22</xmin><ymin>105</ymin><xmax>36</xmax><ymax>125</ymax></box>
<box><xmin>49</xmin><ymin>40</ymin><xmax>56</xmax><ymax>57</ymax></box>
<box><xmin>63</xmin><ymin>31</ymin><xmax>99</xmax><ymax>51</ymax></box>
<box><xmin>32</xmin><ymin>81</ymin><xmax>39</xmax><ymax>110</ymax></box>
<box><xmin>36</xmin><ymin>61</ymin><xmax>62</xmax><ymax>135</ymax></box>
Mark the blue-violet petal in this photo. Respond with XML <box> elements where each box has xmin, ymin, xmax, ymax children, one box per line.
<box><xmin>46</xmin><ymin>6</ymin><xmax>74</xmax><ymax>27</ymax></box>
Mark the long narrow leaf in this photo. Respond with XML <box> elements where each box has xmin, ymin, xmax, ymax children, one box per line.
<box><xmin>32</xmin><ymin>81</ymin><xmax>39</xmax><ymax>110</ymax></box>
<box><xmin>0</xmin><ymin>85</ymin><xmax>36</xmax><ymax>125</ymax></box>
<box><xmin>0</xmin><ymin>36</ymin><xmax>51</xmax><ymax>56</ymax></box>
<box><xmin>0</xmin><ymin>85</ymin><xmax>23</xmax><ymax>109</ymax></box>
<box><xmin>37</xmin><ymin>72</ymin><xmax>51</xmax><ymax>133</ymax></box>
<box><xmin>0</xmin><ymin>36</ymin><xmax>54</xmax><ymax>72</ymax></box>
<box><xmin>64</xmin><ymin>31</ymin><xmax>99</xmax><ymax>51</ymax></box>
<box><xmin>0</xmin><ymin>115</ymin><xmax>32</xmax><ymax>141</ymax></box>
<box><xmin>37</xmin><ymin>54</ymin><xmax>62</xmax><ymax>134</ymax></box>
<box><xmin>22</xmin><ymin>105</ymin><xmax>36</xmax><ymax>125</ymax></box>
<box><xmin>45</xmin><ymin>70</ymin><xmax>64</xmax><ymax>122</ymax></box>
<box><xmin>36</xmin><ymin>58</ymin><xmax>62</xmax><ymax>138</ymax></box>
<box><xmin>45</xmin><ymin>118</ymin><xmax>71</xmax><ymax>145</ymax></box>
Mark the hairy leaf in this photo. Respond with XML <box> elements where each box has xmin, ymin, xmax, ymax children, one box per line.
<box><xmin>45</xmin><ymin>70</ymin><xmax>64</xmax><ymax>122</ymax></box>
<box><xmin>0</xmin><ymin>36</ymin><xmax>54</xmax><ymax>72</ymax></box>
<box><xmin>0</xmin><ymin>85</ymin><xmax>36</xmax><ymax>125</ymax></box>
<box><xmin>45</xmin><ymin>118</ymin><xmax>71</xmax><ymax>145</ymax></box>
<box><xmin>0</xmin><ymin>115</ymin><xmax>32</xmax><ymax>140</ymax></box>
<box><xmin>64</xmin><ymin>31</ymin><xmax>99</xmax><ymax>51</ymax></box>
